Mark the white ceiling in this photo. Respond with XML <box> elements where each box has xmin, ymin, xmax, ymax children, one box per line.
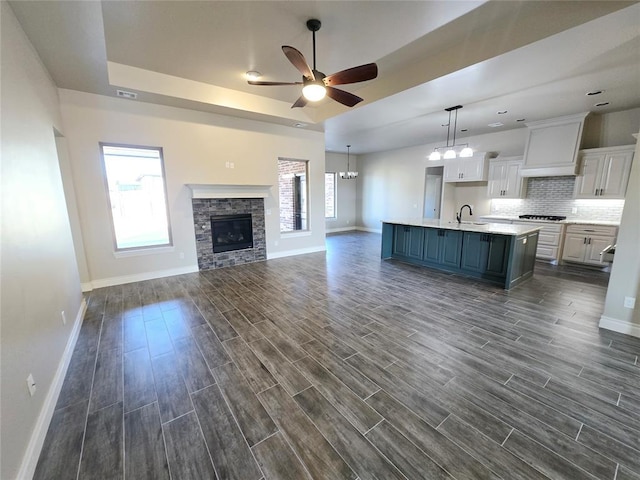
<box><xmin>9</xmin><ymin>1</ymin><xmax>640</xmax><ymax>154</ymax></box>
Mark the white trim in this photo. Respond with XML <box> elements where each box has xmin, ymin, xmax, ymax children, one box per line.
<box><xmin>326</xmin><ymin>227</ymin><xmax>357</xmax><ymax>233</ymax></box>
<box><xmin>89</xmin><ymin>265</ymin><xmax>199</xmax><ymax>289</ymax></box>
<box><xmin>113</xmin><ymin>245</ymin><xmax>175</xmax><ymax>258</ymax></box>
<box><xmin>356</xmin><ymin>226</ymin><xmax>382</xmax><ymax>234</ymax></box>
<box><xmin>187</xmin><ymin>184</ymin><xmax>272</xmax><ymax>199</ymax></box>
<box><xmin>81</xmin><ymin>282</ymin><xmax>93</xmax><ymax>293</ymax></box>
<box><xmin>280</xmin><ymin>230</ymin><xmax>312</xmax><ymax>238</ymax></box>
<box><xmin>267</xmin><ymin>245</ymin><xmax>326</xmax><ymax>260</ymax></box>
<box><xmin>18</xmin><ymin>298</ymin><xmax>87</xmax><ymax>480</ymax></box>
<box><xmin>599</xmin><ymin>315</ymin><xmax>640</xmax><ymax>338</ymax></box>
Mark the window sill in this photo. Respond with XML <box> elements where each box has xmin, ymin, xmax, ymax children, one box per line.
<box><xmin>114</xmin><ymin>246</ymin><xmax>175</xmax><ymax>258</ymax></box>
<box><xmin>280</xmin><ymin>230</ymin><xmax>312</xmax><ymax>238</ymax></box>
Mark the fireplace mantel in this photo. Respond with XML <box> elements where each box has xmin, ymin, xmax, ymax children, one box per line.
<box><xmin>187</xmin><ymin>184</ymin><xmax>272</xmax><ymax>199</ymax></box>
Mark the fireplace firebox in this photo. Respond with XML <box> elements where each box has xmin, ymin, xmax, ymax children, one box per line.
<box><xmin>210</xmin><ymin>214</ymin><xmax>253</xmax><ymax>253</ymax></box>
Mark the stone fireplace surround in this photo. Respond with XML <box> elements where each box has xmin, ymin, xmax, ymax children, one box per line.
<box><xmin>188</xmin><ymin>184</ymin><xmax>270</xmax><ymax>270</ymax></box>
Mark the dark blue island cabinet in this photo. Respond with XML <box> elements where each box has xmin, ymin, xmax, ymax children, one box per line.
<box><xmin>381</xmin><ymin>222</ymin><xmax>539</xmax><ymax>289</ymax></box>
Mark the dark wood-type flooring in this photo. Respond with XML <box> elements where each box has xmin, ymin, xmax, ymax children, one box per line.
<box><xmin>35</xmin><ymin>231</ymin><xmax>640</xmax><ymax>479</ymax></box>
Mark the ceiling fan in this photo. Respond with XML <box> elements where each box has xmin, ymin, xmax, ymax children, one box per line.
<box><xmin>247</xmin><ymin>19</ymin><xmax>378</xmax><ymax>109</ymax></box>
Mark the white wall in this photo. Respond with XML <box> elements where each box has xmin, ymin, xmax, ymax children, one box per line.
<box><xmin>600</xmin><ymin>134</ymin><xmax>640</xmax><ymax>337</ymax></box>
<box><xmin>357</xmin><ymin>109</ymin><xmax>640</xmax><ymax>231</ymax></box>
<box><xmin>357</xmin><ymin>128</ymin><xmax>526</xmax><ymax>231</ymax></box>
<box><xmin>58</xmin><ymin>89</ymin><xmax>326</xmax><ymax>287</ymax></box>
<box><xmin>325</xmin><ymin>152</ymin><xmax>357</xmax><ymax>232</ymax></box>
<box><xmin>1</xmin><ymin>3</ymin><xmax>83</xmax><ymax>478</ymax></box>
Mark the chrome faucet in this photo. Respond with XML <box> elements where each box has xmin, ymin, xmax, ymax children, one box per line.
<box><xmin>456</xmin><ymin>204</ymin><xmax>473</xmax><ymax>223</ymax></box>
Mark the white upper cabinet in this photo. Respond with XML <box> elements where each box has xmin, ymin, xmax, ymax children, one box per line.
<box><xmin>444</xmin><ymin>152</ymin><xmax>490</xmax><ymax>183</ymax></box>
<box><xmin>521</xmin><ymin>113</ymin><xmax>588</xmax><ymax>177</ymax></box>
<box><xmin>487</xmin><ymin>156</ymin><xmax>525</xmax><ymax>198</ymax></box>
<box><xmin>574</xmin><ymin>145</ymin><xmax>634</xmax><ymax>199</ymax></box>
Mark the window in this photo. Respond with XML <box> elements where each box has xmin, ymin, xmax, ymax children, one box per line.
<box><xmin>278</xmin><ymin>158</ymin><xmax>308</xmax><ymax>232</ymax></box>
<box><xmin>100</xmin><ymin>144</ymin><xmax>172</xmax><ymax>250</ymax></box>
<box><xmin>325</xmin><ymin>172</ymin><xmax>336</xmax><ymax>218</ymax></box>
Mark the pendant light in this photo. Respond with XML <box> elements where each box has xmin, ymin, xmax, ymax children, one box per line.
<box><xmin>428</xmin><ymin>105</ymin><xmax>473</xmax><ymax>160</ymax></box>
<box><xmin>339</xmin><ymin>145</ymin><xmax>358</xmax><ymax>179</ymax></box>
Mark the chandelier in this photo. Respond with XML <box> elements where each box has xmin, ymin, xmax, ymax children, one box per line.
<box><xmin>429</xmin><ymin>105</ymin><xmax>473</xmax><ymax>161</ymax></box>
<box><xmin>339</xmin><ymin>145</ymin><xmax>358</xmax><ymax>179</ymax></box>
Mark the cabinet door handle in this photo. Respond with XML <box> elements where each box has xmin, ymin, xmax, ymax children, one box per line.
<box><xmin>588</xmin><ymin>238</ymin><xmax>591</xmax><ymax>245</ymax></box>
<box><xmin>600</xmin><ymin>188</ymin><xmax>604</xmax><ymax>196</ymax></box>
<box><xmin>595</xmin><ymin>189</ymin><xmax>599</xmax><ymax>196</ymax></box>
<box><xmin>583</xmin><ymin>237</ymin><xmax>587</xmax><ymax>244</ymax></box>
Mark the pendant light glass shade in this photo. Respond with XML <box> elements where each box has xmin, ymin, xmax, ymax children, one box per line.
<box><xmin>428</xmin><ymin>151</ymin><xmax>441</xmax><ymax>161</ymax></box>
<box><xmin>444</xmin><ymin>149</ymin><xmax>456</xmax><ymax>159</ymax></box>
<box><xmin>459</xmin><ymin>146</ymin><xmax>473</xmax><ymax>157</ymax></box>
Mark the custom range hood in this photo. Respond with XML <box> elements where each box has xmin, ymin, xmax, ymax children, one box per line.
<box><xmin>520</xmin><ymin>112</ymin><xmax>589</xmax><ymax>177</ymax></box>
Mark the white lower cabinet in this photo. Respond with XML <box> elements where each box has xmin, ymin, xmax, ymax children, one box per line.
<box><xmin>561</xmin><ymin>224</ymin><xmax>617</xmax><ymax>266</ymax></box>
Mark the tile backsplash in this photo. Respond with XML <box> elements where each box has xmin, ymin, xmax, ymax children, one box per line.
<box><xmin>491</xmin><ymin>176</ymin><xmax>625</xmax><ymax>221</ymax></box>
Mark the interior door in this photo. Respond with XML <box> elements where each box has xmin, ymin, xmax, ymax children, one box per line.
<box><xmin>423</xmin><ymin>167</ymin><xmax>443</xmax><ymax>219</ymax></box>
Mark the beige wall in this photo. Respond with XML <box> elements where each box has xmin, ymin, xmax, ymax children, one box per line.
<box><xmin>600</xmin><ymin>134</ymin><xmax>640</xmax><ymax>336</ymax></box>
<box><xmin>325</xmin><ymin>152</ymin><xmax>358</xmax><ymax>232</ymax></box>
<box><xmin>58</xmin><ymin>89</ymin><xmax>326</xmax><ymax>286</ymax></box>
<box><xmin>1</xmin><ymin>3</ymin><xmax>83</xmax><ymax>478</ymax></box>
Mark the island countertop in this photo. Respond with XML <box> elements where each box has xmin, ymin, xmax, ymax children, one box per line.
<box><xmin>382</xmin><ymin>218</ymin><xmax>542</xmax><ymax>236</ymax></box>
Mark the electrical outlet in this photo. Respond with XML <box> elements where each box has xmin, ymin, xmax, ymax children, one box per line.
<box><xmin>274</xmin><ymin>240</ymin><xmax>279</xmax><ymax>246</ymax></box>
<box><xmin>624</xmin><ymin>296</ymin><xmax>636</xmax><ymax>309</ymax></box>
<box><xmin>225</xmin><ymin>161</ymin><xmax>230</xmax><ymax>168</ymax></box>
<box><xmin>230</xmin><ymin>162</ymin><xmax>235</xmax><ymax>169</ymax></box>
<box><xmin>266</xmin><ymin>209</ymin><xmax>272</xmax><ymax>215</ymax></box>
<box><xmin>179</xmin><ymin>252</ymin><xmax>185</xmax><ymax>259</ymax></box>
<box><xmin>571</xmin><ymin>207</ymin><xmax>578</xmax><ymax>214</ymax></box>
<box><xmin>61</xmin><ymin>310</ymin><xmax>66</xmax><ymax>325</ymax></box>
<box><xmin>27</xmin><ymin>374</ymin><xmax>36</xmax><ymax>396</ymax></box>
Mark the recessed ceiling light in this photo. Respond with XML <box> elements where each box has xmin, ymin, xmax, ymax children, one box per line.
<box><xmin>594</xmin><ymin>102</ymin><xmax>609</xmax><ymax>107</ymax></box>
<box><xmin>245</xmin><ymin>70</ymin><xmax>262</xmax><ymax>80</ymax></box>
<box><xmin>586</xmin><ymin>90</ymin><xmax>604</xmax><ymax>96</ymax></box>
<box><xmin>497</xmin><ymin>110</ymin><xmax>508</xmax><ymax>114</ymax></box>
<box><xmin>293</xmin><ymin>122</ymin><xmax>307</xmax><ymax>128</ymax></box>
<box><xmin>488</xmin><ymin>122</ymin><xmax>504</xmax><ymax>128</ymax></box>
<box><xmin>516</xmin><ymin>118</ymin><xmax>526</xmax><ymax>122</ymax></box>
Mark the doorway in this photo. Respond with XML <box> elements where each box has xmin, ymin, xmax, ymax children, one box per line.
<box><xmin>423</xmin><ymin>166</ymin><xmax>443</xmax><ymax>219</ymax></box>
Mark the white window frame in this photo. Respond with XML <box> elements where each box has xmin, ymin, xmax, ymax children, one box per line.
<box><xmin>99</xmin><ymin>143</ymin><xmax>173</xmax><ymax>252</ymax></box>
<box><xmin>325</xmin><ymin>172</ymin><xmax>337</xmax><ymax>219</ymax></box>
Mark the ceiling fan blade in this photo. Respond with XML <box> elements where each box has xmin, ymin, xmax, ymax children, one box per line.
<box><xmin>326</xmin><ymin>87</ymin><xmax>363</xmax><ymax>107</ymax></box>
<box><xmin>247</xmin><ymin>80</ymin><xmax>303</xmax><ymax>86</ymax></box>
<box><xmin>291</xmin><ymin>96</ymin><xmax>308</xmax><ymax>109</ymax></box>
<box><xmin>323</xmin><ymin>63</ymin><xmax>378</xmax><ymax>86</ymax></box>
<box><xmin>282</xmin><ymin>46</ymin><xmax>315</xmax><ymax>80</ymax></box>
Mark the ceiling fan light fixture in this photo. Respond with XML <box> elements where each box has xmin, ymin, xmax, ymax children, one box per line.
<box><xmin>245</xmin><ymin>70</ymin><xmax>262</xmax><ymax>80</ymax></box>
<box><xmin>302</xmin><ymin>82</ymin><xmax>326</xmax><ymax>101</ymax></box>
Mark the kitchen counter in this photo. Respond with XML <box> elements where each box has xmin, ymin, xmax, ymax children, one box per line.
<box><xmin>479</xmin><ymin>215</ymin><xmax>620</xmax><ymax>226</ymax></box>
<box><xmin>381</xmin><ymin>220</ymin><xmax>540</xmax><ymax>289</ymax></box>
<box><xmin>382</xmin><ymin>218</ymin><xmax>542</xmax><ymax>236</ymax></box>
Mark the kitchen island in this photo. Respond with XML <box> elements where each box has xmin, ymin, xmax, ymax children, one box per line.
<box><xmin>381</xmin><ymin>219</ymin><xmax>541</xmax><ymax>289</ymax></box>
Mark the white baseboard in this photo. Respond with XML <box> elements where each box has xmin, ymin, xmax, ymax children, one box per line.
<box><xmin>599</xmin><ymin>315</ymin><xmax>640</xmax><ymax>338</ymax></box>
<box><xmin>267</xmin><ymin>245</ymin><xmax>326</xmax><ymax>260</ymax></box>
<box><xmin>89</xmin><ymin>265</ymin><xmax>199</xmax><ymax>289</ymax></box>
<box><xmin>80</xmin><ymin>282</ymin><xmax>93</xmax><ymax>292</ymax></box>
<box><xmin>18</xmin><ymin>298</ymin><xmax>87</xmax><ymax>480</ymax></box>
<box><xmin>326</xmin><ymin>227</ymin><xmax>356</xmax><ymax>234</ymax></box>
<box><xmin>356</xmin><ymin>226</ymin><xmax>382</xmax><ymax>234</ymax></box>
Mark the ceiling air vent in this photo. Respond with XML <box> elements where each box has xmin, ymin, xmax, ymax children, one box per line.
<box><xmin>116</xmin><ymin>89</ymin><xmax>137</xmax><ymax>100</ymax></box>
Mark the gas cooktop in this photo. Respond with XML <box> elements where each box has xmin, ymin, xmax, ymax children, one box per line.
<box><xmin>518</xmin><ymin>214</ymin><xmax>567</xmax><ymax>221</ymax></box>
